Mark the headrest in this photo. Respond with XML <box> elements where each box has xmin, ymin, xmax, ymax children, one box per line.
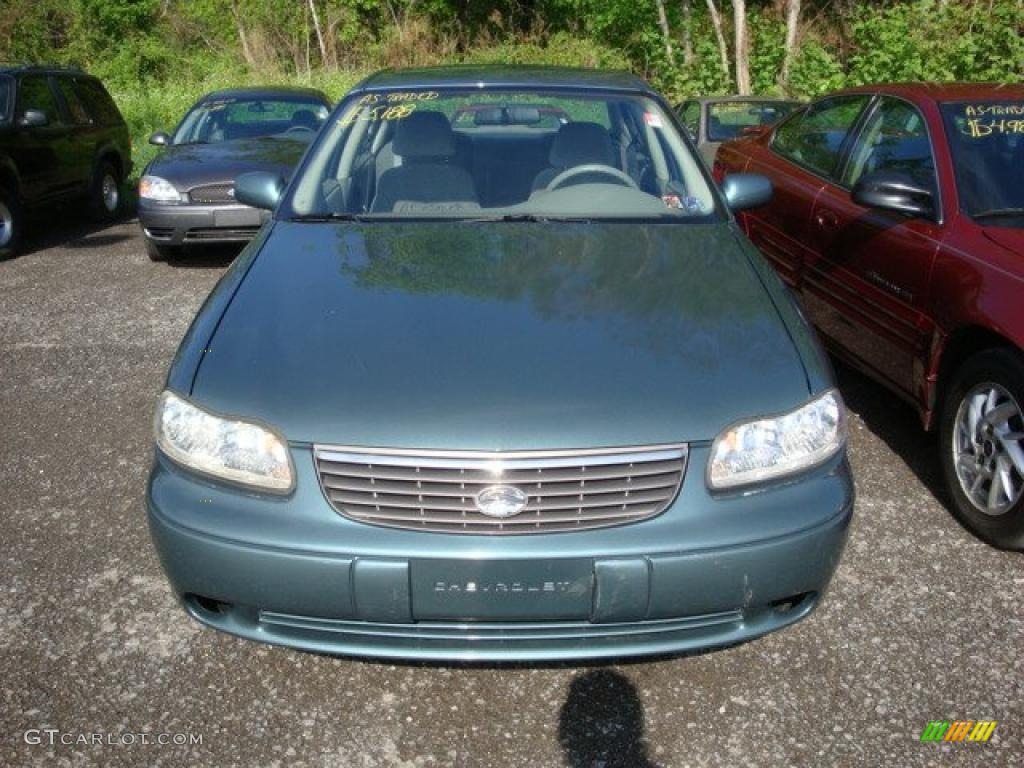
<box><xmin>291</xmin><ymin>109</ymin><xmax>319</xmax><ymax>129</ymax></box>
<box><xmin>392</xmin><ymin>111</ymin><xmax>456</xmax><ymax>158</ymax></box>
<box><xmin>549</xmin><ymin>122</ymin><xmax>615</xmax><ymax>167</ymax></box>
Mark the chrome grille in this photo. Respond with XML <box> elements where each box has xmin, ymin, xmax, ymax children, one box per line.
<box><xmin>314</xmin><ymin>444</ymin><xmax>687</xmax><ymax>535</ymax></box>
<box><xmin>188</xmin><ymin>183</ymin><xmax>235</xmax><ymax>203</ymax></box>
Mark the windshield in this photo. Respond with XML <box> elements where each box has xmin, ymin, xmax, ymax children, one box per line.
<box><xmin>172</xmin><ymin>96</ymin><xmax>329</xmax><ymax>145</ymax></box>
<box><xmin>0</xmin><ymin>76</ymin><xmax>11</xmax><ymax>123</ymax></box>
<box><xmin>285</xmin><ymin>88</ymin><xmax>717</xmax><ymax>221</ymax></box>
<box><xmin>940</xmin><ymin>100</ymin><xmax>1024</xmax><ymax>227</ymax></box>
<box><xmin>707</xmin><ymin>100</ymin><xmax>801</xmax><ymax>142</ymax></box>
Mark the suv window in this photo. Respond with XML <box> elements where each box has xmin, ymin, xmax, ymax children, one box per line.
<box><xmin>16</xmin><ymin>76</ymin><xmax>63</xmax><ymax>125</ymax></box>
<box><xmin>678</xmin><ymin>101</ymin><xmax>700</xmax><ymax>137</ymax></box>
<box><xmin>74</xmin><ymin>78</ymin><xmax>122</xmax><ymax>126</ymax></box>
<box><xmin>55</xmin><ymin>77</ymin><xmax>92</xmax><ymax>125</ymax></box>
<box><xmin>0</xmin><ymin>76</ymin><xmax>12</xmax><ymax>123</ymax></box>
<box><xmin>844</xmin><ymin>97</ymin><xmax>936</xmax><ymax>190</ymax></box>
<box><xmin>772</xmin><ymin>95</ymin><xmax>870</xmax><ymax>178</ymax></box>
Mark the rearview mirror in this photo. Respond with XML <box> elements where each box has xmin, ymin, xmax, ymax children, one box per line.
<box><xmin>149</xmin><ymin>131</ymin><xmax>170</xmax><ymax>146</ymax></box>
<box><xmin>234</xmin><ymin>171</ymin><xmax>285</xmax><ymax>211</ymax></box>
<box><xmin>851</xmin><ymin>171</ymin><xmax>935</xmax><ymax>219</ymax></box>
<box><xmin>18</xmin><ymin>109</ymin><xmax>48</xmax><ymax>128</ymax></box>
<box><xmin>721</xmin><ymin>173</ymin><xmax>773</xmax><ymax>211</ymax></box>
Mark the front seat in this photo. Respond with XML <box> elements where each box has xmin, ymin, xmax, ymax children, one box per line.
<box><xmin>531</xmin><ymin>122</ymin><xmax>616</xmax><ymax>191</ymax></box>
<box><xmin>372</xmin><ymin>111</ymin><xmax>477</xmax><ymax>212</ymax></box>
<box><xmin>290</xmin><ymin>109</ymin><xmax>320</xmax><ymax>131</ymax></box>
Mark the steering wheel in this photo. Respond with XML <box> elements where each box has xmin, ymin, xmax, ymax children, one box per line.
<box><xmin>283</xmin><ymin>125</ymin><xmax>315</xmax><ymax>135</ymax></box>
<box><xmin>546</xmin><ymin>164</ymin><xmax>638</xmax><ymax>192</ymax></box>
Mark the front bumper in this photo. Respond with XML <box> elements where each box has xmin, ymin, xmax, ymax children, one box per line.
<box><xmin>138</xmin><ymin>199</ymin><xmax>268</xmax><ymax>246</ymax></box>
<box><xmin>147</xmin><ymin>446</ymin><xmax>854</xmax><ymax>661</ymax></box>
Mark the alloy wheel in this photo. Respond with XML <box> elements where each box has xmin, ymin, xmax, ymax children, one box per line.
<box><xmin>0</xmin><ymin>200</ymin><xmax>12</xmax><ymax>247</ymax></box>
<box><xmin>102</xmin><ymin>173</ymin><xmax>119</xmax><ymax>213</ymax></box>
<box><xmin>953</xmin><ymin>382</ymin><xmax>1024</xmax><ymax>515</ymax></box>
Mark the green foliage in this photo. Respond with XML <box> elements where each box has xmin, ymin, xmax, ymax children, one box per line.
<box><xmin>2</xmin><ymin>0</ymin><xmax>1021</xmax><ymax>178</ymax></box>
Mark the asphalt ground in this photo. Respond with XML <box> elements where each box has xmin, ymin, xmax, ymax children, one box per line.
<box><xmin>1</xmin><ymin>211</ymin><xmax>1021</xmax><ymax>767</ymax></box>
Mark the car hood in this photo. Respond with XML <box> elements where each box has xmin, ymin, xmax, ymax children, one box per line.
<box><xmin>144</xmin><ymin>136</ymin><xmax>312</xmax><ymax>189</ymax></box>
<box><xmin>191</xmin><ymin>220</ymin><xmax>812</xmax><ymax>448</ymax></box>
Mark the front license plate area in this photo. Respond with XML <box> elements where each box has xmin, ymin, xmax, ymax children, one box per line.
<box><xmin>214</xmin><ymin>208</ymin><xmax>261</xmax><ymax>227</ymax></box>
<box><xmin>411</xmin><ymin>559</ymin><xmax>594</xmax><ymax>621</ymax></box>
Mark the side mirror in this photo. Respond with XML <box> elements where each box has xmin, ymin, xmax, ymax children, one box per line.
<box><xmin>18</xmin><ymin>109</ymin><xmax>48</xmax><ymax>128</ymax></box>
<box><xmin>722</xmin><ymin>173</ymin><xmax>773</xmax><ymax>211</ymax></box>
<box><xmin>149</xmin><ymin>131</ymin><xmax>171</xmax><ymax>146</ymax></box>
<box><xmin>851</xmin><ymin>171</ymin><xmax>935</xmax><ymax>219</ymax></box>
<box><xmin>234</xmin><ymin>171</ymin><xmax>285</xmax><ymax>211</ymax></box>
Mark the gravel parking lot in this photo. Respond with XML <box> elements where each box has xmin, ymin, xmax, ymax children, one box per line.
<box><xmin>1</xmin><ymin>213</ymin><xmax>1021</xmax><ymax>767</ymax></box>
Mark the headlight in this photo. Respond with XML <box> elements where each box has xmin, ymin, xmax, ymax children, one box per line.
<box><xmin>155</xmin><ymin>391</ymin><xmax>293</xmax><ymax>492</ymax></box>
<box><xmin>139</xmin><ymin>175</ymin><xmax>180</xmax><ymax>202</ymax></box>
<box><xmin>708</xmin><ymin>390</ymin><xmax>846</xmax><ymax>490</ymax></box>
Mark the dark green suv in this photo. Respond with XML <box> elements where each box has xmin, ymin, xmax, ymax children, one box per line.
<box><xmin>0</xmin><ymin>65</ymin><xmax>132</xmax><ymax>258</ymax></box>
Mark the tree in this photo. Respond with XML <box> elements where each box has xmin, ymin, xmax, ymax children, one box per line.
<box><xmin>780</xmin><ymin>0</ymin><xmax>800</xmax><ymax>85</ymax></box>
<box><xmin>731</xmin><ymin>0</ymin><xmax>750</xmax><ymax>94</ymax></box>
<box><xmin>704</xmin><ymin>0</ymin><xmax>731</xmax><ymax>82</ymax></box>
<box><xmin>654</xmin><ymin>0</ymin><xmax>675</xmax><ymax>65</ymax></box>
<box><xmin>679</xmin><ymin>0</ymin><xmax>694</xmax><ymax>65</ymax></box>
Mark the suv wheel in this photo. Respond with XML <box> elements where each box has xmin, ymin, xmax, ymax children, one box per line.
<box><xmin>90</xmin><ymin>160</ymin><xmax>121</xmax><ymax>221</ymax></box>
<box><xmin>940</xmin><ymin>348</ymin><xmax>1024</xmax><ymax>550</ymax></box>
<box><xmin>0</xmin><ymin>185</ymin><xmax>22</xmax><ymax>259</ymax></box>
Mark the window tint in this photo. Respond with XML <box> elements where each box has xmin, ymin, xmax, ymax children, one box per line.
<box><xmin>16</xmin><ymin>76</ymin><xmax>62</xmax><ymax>124</ymax></box>
<box><xmin>74</xmin><ymin>78</ymin><xmax>122</xmax><ymax>125</ymax></box>
<box><xmin>707</xmin><ymin>100</ymin><xmax>802</xmax><ymax>142</ymax></box>
<box><xmin>772</xmin><ymin>95</ymin><xmax>869</xmax><ymax>177</ymax></box>
<box><xmin>844</xmin><ymin>97</ymin><xmax>935</xmax><ymax>189</ymax></box>
<box><xmin>55</xmin><ymin>77</ymin><xmax>91</xmax><ymax>125</ymax></box>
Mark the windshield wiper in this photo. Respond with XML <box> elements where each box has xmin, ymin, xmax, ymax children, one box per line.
<box><xmin>461</xmin><ymin>213</ymin><xmax>593</xmax><ymax>223</ymax></box>
<box><xmin>972</xmin><ymin>208</ymin><xmax>1024</xmax><ymax>219</ymax></box>
<box><xmin>290</xmin><ymin>213</ymin><xmax>374</xmax><ymax>223</ymax></box>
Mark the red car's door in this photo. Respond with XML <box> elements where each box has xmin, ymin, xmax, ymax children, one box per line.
<box><xmin>805</xmin><ymin>96</ymin><xmax>943</xmax><ymax>398</ymax></box>
<box><xmin>736</xmin><ymin>96</ymin><xmax>871</xmax><ymax>290</ymax></box>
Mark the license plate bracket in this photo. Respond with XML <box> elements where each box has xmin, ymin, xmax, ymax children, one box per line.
<box><xmin>214</xmin><ymin>208</ymin><xmax>261</xmax><ymax>227</ymax></box>
<box><xmin>410</xmin><ymin>559</ymin><xmax>594</xmax><ymax>621</ymax></box>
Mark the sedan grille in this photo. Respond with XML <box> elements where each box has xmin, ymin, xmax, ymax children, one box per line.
<box><xmin>188</xmin><ymin>183</ymin><xmax>235</xmax><ymax>203</ymax></box>
<box><xmin>314</xmin><ymin>444</ymin><xmax>687</xmax><ymax>535</ymax></box>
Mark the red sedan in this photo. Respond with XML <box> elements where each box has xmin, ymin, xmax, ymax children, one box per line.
<box><xmin>715</xmin><ymin>83</ymin><xmax>1024</xmax><ymax>549</ymax></box>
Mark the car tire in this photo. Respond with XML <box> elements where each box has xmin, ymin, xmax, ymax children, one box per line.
<box><xmin>939</xmin><ymin>348</ymin><xmax>1024</xmax><ymax>550</ymax></box>
<box><xmin>89</xmin><ymin>159</ymin><xmax>121</xmax><ymax>221</ymax></box>
<box><xmin>0</xmin><ymin>185</ymin><xmax>22</xmax><ymax>260</ymax></box>
<box><xmin>145</xmin><ymin>238</ymin><xmax>179</xmax><ymax>262</ymax></box>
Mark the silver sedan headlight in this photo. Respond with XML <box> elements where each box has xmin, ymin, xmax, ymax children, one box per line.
<box><xmin>155</xmin><ymin>391</ymin><xmax>294</xmax><ymax>492</ymax></box>
<box><xmin>139</xmin><ymin>175</ymin><xmax>180</xmax><ymax>202</ymax></box>
<box><xmin>708</xmin><ymin>390</ymin><xmax>846</xmax><ymax>490</ymax></box>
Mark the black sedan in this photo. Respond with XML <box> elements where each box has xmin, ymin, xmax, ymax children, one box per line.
<box><xmin>138</xmin><ymin>87</ymin><xmax>331</xmax><ymax>260</ymax></box>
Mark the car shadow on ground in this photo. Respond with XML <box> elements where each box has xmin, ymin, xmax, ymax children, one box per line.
<box><xmin>164</xmin><ymin>244</ymin><xmax>242</xmax><ymax>269</ymax></box>
<box><xmin>17</xmin><ymin>204</ymin><xmax>136</xmax><ymax>257</ymax></box>
<box><xmin>831</xmin><ymin>358</ymin><xmax>947</xmax><ymax>504</ymax></box>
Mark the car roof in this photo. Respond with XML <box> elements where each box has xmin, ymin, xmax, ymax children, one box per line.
<box><xmin>836</xmin><ymin>82</ymin><xmax>1024</xmax><ymax>103</ymax></box>
<box><xmin>0</xmin><ymin>63</ymin><xmax>92</xmax><ymax>77</ymax></box>
<box><xmin>202</xmin><ymin>86</ymin><xmax>330</xmax><ymax>103</ymax></box>
<box><xmin>355</xmin><ymin>66</ymin><xmax>652</xmax><ymax>93</ymax></box>
<box><xmin>689</xmin><ymin>95</ymin><xmax>802</xmax><ymax>105</ymax></box>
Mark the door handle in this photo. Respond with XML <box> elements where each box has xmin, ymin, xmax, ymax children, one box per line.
<box><xmin>815</xmin><ymin>209</ymin><xmax>839</xmax><ymax>229</ymax></box>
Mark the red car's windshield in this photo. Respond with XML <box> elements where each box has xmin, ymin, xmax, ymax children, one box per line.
<box><xmin>940</xmin><ymin>100</ymin><xmax>1024</xmax><ymax>226</ymax></box>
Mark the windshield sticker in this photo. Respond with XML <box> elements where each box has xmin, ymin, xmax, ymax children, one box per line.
<box><xmin>339</xmin><ymin>103</ymin><xmax>418</xmax><ymax>127</ymax></box>
<box><xmin>960</xmin><ymin>104</ymin><xmax>1024</xmax><ymax>138</ymax></box>
<box><xmin>358</xmin><ymin>92</ymin><xmax>440</xmax><ymax>105</ymax></box>
<box><xmin>644</xmin><ymin>112</ymin><xmax>664</xmax><ymax>128</ymax></box>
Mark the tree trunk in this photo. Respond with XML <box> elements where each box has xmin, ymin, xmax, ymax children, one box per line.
<box><xmin>308</xmin><ymin>0</ymin><xmax>328</xmax><ymax>67</ymax></box>
<box><xmin>655</xmin><ymin>0</ymin><xmax>675</xmax><ymax>65</ymax></box>
<box><xmin>704</xmin><ymin>0</ymin><xmax>730</xmax><ymax>80</ymax></box>
<box><xmin>780</xmin><ymin>0</ymin><xmax>800</xmax><ymax>86</ymax></box>
<box><xmin>680</xmin><ymin>0</ymin><xmax>694</xmax><ymax>65</ymax></box>
<box><xmin>731</xmin><ymin>0</ymin><xmax>750</xmax><ymax>95</ymax></box>
<box><xmin>231</xmin><ymin>0</ymin><xmax>256</xmax><ymax>68</ymax></box>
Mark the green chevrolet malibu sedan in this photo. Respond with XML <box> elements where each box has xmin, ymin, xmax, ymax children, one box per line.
<box><xmin>146</xmin><ymin>66</ymin><xmax>853</xmax><ymax>661</ymax></box>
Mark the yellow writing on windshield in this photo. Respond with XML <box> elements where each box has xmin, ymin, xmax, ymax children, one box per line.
<box><xmin>965</xmin><ymin>118</ymin><xmax>1024</xmax><ymax>138</ymax></box>
<box><xmin>338</xmin><ymin>103</ymin><xmax>418</xmax><ymax>127</ymax></box>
